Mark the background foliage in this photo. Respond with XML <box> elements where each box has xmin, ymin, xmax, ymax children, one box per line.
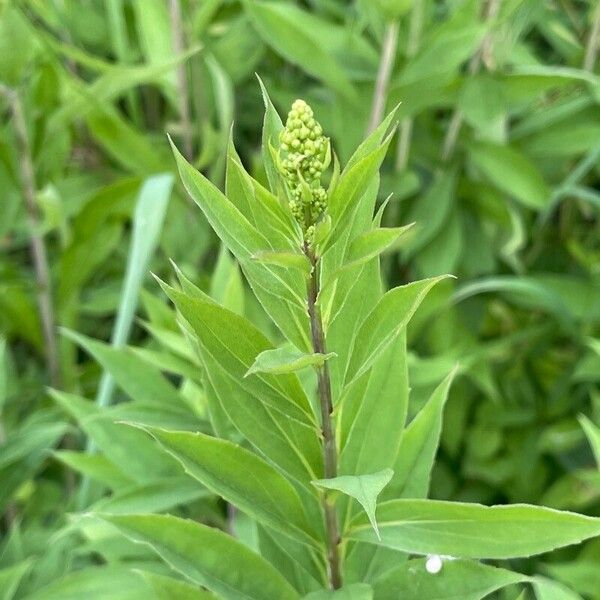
<box><xmin>1</xmin><ymin>0</ymin><xmax>599</xmax><ymax>598</ymax></box>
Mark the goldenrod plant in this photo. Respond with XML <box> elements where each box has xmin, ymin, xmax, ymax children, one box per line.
<box><xmin>97</xmin><ymin>92</ymin><xmax>600</xmax><ymax>599</ymax></box>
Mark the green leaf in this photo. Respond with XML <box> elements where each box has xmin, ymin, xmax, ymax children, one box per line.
<box><xmin>374</xmin><ymin>558</ymin><xmax>528</xmax><ymax>600</ymax></box>
<box><xmin>136</xmin><ymin>571</ymin><xmax>215</xmax><ymax>600</ymax></box>
<box><xmin>345</xmin><ymin>276</ymin><xmax>451</xmax><ymax>385</ymax></box>
<box><xmin>470</xmin><ymin>142</ymin><xmax>550</xmax><ymax>210</ymax></box>
<box><xmin>22</xmin><ymin>566</ymin><xmax>151</xmax><ymax>600</ymax></box>
<box><xmin>387</xmin><ymin>368</ymin><xmax>457</xmax><ymax>499</ymax></box>
<box><xmin>103</xmin><ymin>514</ymin><xmax>301</xmax><ymax>600</ymax></box>
<box><xmin>257</xmin><ymin>75</ymin><xmax>284</xmax><ymax>193</ymax></box>
<box><xmin>348</xmin><ymin>499</ymin><xmax>600</xmax><ymax>559</ymax></box>
<box><xmin>144</xmin><ymin>427</ymin><xmax>320</xmax><ymax>547</ymax></box>
<box><xmin>252</xmin><ymin>251</ymin><xmax>311</xmax><ymax>274</ymax></box>
<box><xmin>346</xmin><ymin>225</ymin><xmax>413</xmax><ymax>268</ymax></box>
<box><xmin>245</xmin><ymin>2</ymin><xmax>358</xmax><ymax>103</ymax></box>
<box><xmin>304</xmin><ymin>584</ymin><xmax>373</xmax><ymax>599</ymax></box>
<box><xmin>313</xmin><ymin>469</ymin><xmax>393</xmax><ymax>539</ymax></box>
<box><xmin>0</xmin><ymin>559</ymin><xmax>33</xmax><ymax>600</ymax></box>
<box><xmin>170</xmin><ymin>138</ymin><xmax>311</xmax><ymax>350</ymax></box>
<box><xmin>195</xmin><ymin>342</ymin><xmax>323</xmax><ymax>483</ymax></box>
<box><xmin>246</xmin><ymin>347</ymin><xmax>336</xmax><ymax>376</ymax></box>
<box><xmin>61</xmin><ymin>331</ymin><xmax>184</xmax><ymax>409</ymax></box>
<box><xmin>170</xmin><ymin>137</ymin><xmax>266</xmax><ymax>259</ymax></box>
<box><xmin>532</xmin><ymin>577</ymin><xmax>582</xmax><ymax>600</ymax></box>
<box><xmin>578</xmin><ymin>415</ymin><xmax>600</xmax><ymax>469</ymax></box>
<box><xmin>160</xmin><ymin>283</ymin><xmax>315</xmax><ymax>426</ymax></box>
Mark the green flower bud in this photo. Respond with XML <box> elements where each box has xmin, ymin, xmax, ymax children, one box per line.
<box><xmin>277</xmin><ymin>99</ymin><xmax>330</xmax><ymax>235</ymax></box>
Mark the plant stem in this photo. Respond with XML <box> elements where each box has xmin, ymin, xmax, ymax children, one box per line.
<box><xmin>169</xmin><ymin>0</ymin><xmax>194</xmax><ymax>160</ymax></box>
<box><xmin>1</xmin><ymin>84</ymin><xmax>61</xmax><ymax>389</ymax></box>
<box><xmin>304</xmin><ymin>243</ymin><xmax>342</xmax><ymax>590</ymax></box>
<box><xmin>584</xmin><ymin>0</ymin><xmax>600</xmax><ymax>72</ymax></box>
<box><xmin>395</xmin><ymin>0</ymin><xmax>425</xmax><ymax>172</ymax></box>
<box><xmin>440</xmin><ymin>0</ymin><xmax>501</xmax><ymax>162</ymax></box>
<box><xmin>366</xmin><ymin>21</ymin><xmax>399</xmax><ymax>135</ymax></box>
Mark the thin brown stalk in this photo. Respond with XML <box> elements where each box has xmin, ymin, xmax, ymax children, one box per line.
<box><xmin>304</xmin><ymin>244</ymin><xmax>342</xmax><ymax>590</ymax></box>
<box><xmin>169</xmin><ymin>0</ymin><xmax>194</xmax><ymax>160</ymax></box>
<box><xmin>584</xmin><ymin>1</ymin><xmax>600</xmax><ymax>72</ymax></box>
<box><xmin>440</xmin><ymin>0</ymin><xmax>502</xmax><ymax>162</ymax></box>
<box><xmin>1</xmin><ymin>84</ymin><xmax>61</xmax><ymax>389</ymax></box>
<box><xmin>395</xmin><ymin>0</ymin><xmax>425</xmax><ymax>172</ymax></box>
<box><xmin>367</xmin><ymin>22</ymin><xmax>399</xmax><ymax>135</ymax></box>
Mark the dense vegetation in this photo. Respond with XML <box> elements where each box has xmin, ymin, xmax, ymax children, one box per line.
<box><xmin>1</xmin><ymin>1</ymin><xmax>600</xmax><ymax>598</ymax></box>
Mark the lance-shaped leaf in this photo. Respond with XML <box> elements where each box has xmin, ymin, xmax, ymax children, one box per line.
<box><xmin>252</xmin><ymin>251</ymin><xmax>311</xmax><ymax>274</ymax></box>
<box><xmin>532</xmin><ymin>576</ymin><xmax>582</xmax><ymax>600</ymax></box>
<box><xmin>160</xmin><ymin>282</ymin><xmax>316</xmax><ymax>426</ymax></box>
<box><xmin>170</xmin><ymin>136</ymin><xmax>267</xmax><ymax>259</ymax></box>
<box><xmin>61</xmin><ymin>330</ymin><xmax>186</xmax><ymax>410</ymax></box>
<box><xmin>579</xmin><ymin>415</ymin><xmax>600</xmax><ymax>468</ymax></box>
<box><xmin>170</xmin><ymin>137</ymin><xmax>310</xmax><ymax>350</ymax></box>
<box><xmin>386</xmin><ymin>367</ymin><xmax>458</xmax><ymax>499</ymax></box>
<box><xmin>304</xmin><ymin>584</ymin><xmax>373</xmax><ymax>599</ymax></box>
<box><xmin>348</xmin><ymin>499</ymin><xmax>600</xmax><ymax>559</ymax></box>
<box><xmin>137</xmin><ymin>571</ymin><xmax>216</xmax><ymax>599</ymax></box>
<box><xmin>313</xmin><ymin>469</ymin><xmax>393</xmax><ymax>539</ymax></box>
<box><xmin>347</xmin><ymin>225</ymin><xmax>413</xmax><ymax>268</ymax></box>
<box><xmin>257</xmin><ymin>76</ymin><xmax>284</xmax><ymax>193</ymax></box>
<box><xmin>374</xmin><ymin>558</ymin><xmax>528</xmax><ymax>600</ymax></box>
<box><xmin>145</xmin><ymin>427</ymin><xmax>320</xmax><ymax>547</ymax></box>
<box><xmin>344</xmin><ymin>275</ymin><xmax>452</xmax><ymax>385</ymax></box>
<box><xmin>246</xmin><ymin>347</ymin><xmax>336</xmax><ymax>377</ymax></box>
<box><xmin>103</xmin><ymin>514</ymin><xmax>300</xmax><ymax>600</ymax></box>
<box><xmin>0</xmin><ymin>559</ymin><xmax>33</xmax><ymax>600</ymax></box>
<box><xmin>195</xmin><ymin>343</ymin><xmax>323</xmax><ymax>484</ymax></box>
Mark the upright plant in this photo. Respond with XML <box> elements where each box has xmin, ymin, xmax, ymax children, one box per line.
<box><xmin>101</xmin><ymin>88</ymin><xmax>600</xmax><ymax>599</ymax></box>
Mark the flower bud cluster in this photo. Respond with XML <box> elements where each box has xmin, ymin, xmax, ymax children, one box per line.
<box><xmin>278</xmin><ymin>99</ymin><xmax>330</xmax><ymax>234</ymax></box>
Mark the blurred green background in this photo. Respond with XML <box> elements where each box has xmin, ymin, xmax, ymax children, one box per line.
<box><xmin>1</xmin><ymin>0</ymin><xmax>600</xmax><ymax>597</ymax></box>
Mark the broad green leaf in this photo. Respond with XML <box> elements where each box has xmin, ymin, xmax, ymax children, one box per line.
<box><xmin>54</xmin><ymin>451</ymin><xmax>132</xmax><ymax>489</ymax></box>
<box><xmin>22</xmin><ymin>566</ymin><xmax>151</xmax><ymax>600</ymax></box>
<box><xmin>103</xmin><ymin>514</ymin><xmax>301</xmax><ymax>600</ymax></box>
<box><xmin>0</xmin><ymin>339</ymin><xmax>7</xmax><ymax>412</ymax></box>
<box><xmin>136</xmin><ymin>571</ymin><xmax>215</xmax><ymax>599</ymax></box>
<box><xmin>346</xmin><ymin>226</ymin><xmax>413</xmax><ymax>269</ymax></box>
<box><xmin>0</xmin><ymin>559</ymin><xmax>32</xmax><ymax>600</ymax></box>
<box><xmin>257</xmin><ymin>526</ymin><xmax>324</xmax><ymax>595</ymax></box>
<box><xmin>170</xmin><ymin>137</ymin><xmax>267</xmax><ymax>258</ymax></box>
<box><xmin>387</xmin><ymin>368</ymin><xmax>457</xmax><ymax>499</ymax></box>
<box><xmin>145</xmin><ymin>427</ymin><xmax>320</xmax><ymax>546</ymax></box>
<box><xmin>247</xmin><ymin>347</ymin><xmax>336</xmax><ymax>377</ymax></box>
<box><xmin>532</xmin><ymin>577</ymin><xmax>582</xmax><ymax>600</ymax></box>
<box><xmin>161</xmin><ymin>283</ymin><xmax>315</xmax><ymax>426</ymax></box>
<box><xmin>578</xmin><ymin>415</ymin><xmax>600</xmax><ymax>469</ymax></box>
<box><xmin>374</xmin><ymin>558</ymin><xmax>527</xmax><ymax>600</ymax></box>
<box><xmin>542</xmin><ymin>558</ymin><xmax>600</xmax><ymax>598</ymax></box>
<box><xmin>257</xmin><ymin>75</ymin><xmax>284</xmax><ymax>193</ymax></box>
<box><xmin>313</xmin><ymin>469</ymin><xmax>393</xmax><ymax>539</ymax></box>
<box><xmin>91</xmin><ymin>477</ymin><xmax>208</xmax><ymax>514</ymax></box>
<box><xmin>304</xmin><ymin>584</ymin><xmax>373</xmax><ymax>599</ymax></box>
<box><xmin>51</xmin><ymin>391</ymin><xmax>177</xmax><ymax>484</ymax></box>
<box><xmin>170</xmin><ymin>138</ymin><xmax>310</xmax><ymax>349</ymax></box>
<box><xmin>327</xmin><ymin>133</ymin><xmax>394</xmax><ymax>245</ymax></box>
<box><xmin>245</xmin><ymin>2</ymin><xmax>358</xmax><ymax>103</ymax></box>
<box><xmin>470</xmin><ymin>142</ymin><xmax>550</xmax><ymax>210</ymax></box>
<box><xmin>61</xmin><ymin>331</ymin><xmax>184</xmax><ymax>409</ymax></box>
<box><xmin>86</xmin><ymin>106</ymin><xmax>166</xmax><ymax>174</ymax></box>
<box><xmin>252</xmin><ymin>251</ymin><xmax>311</xmax><ymax>274</ymax></box>
<box><xmin>339</xmin><ymin>335</ymin><xmax>408</xmax><ymax>527</ymax></box>
<box><xmin>197</xmin><ymin>345</ymin><xmax>323</xmax><ymax>483</ymax></box>
<box><xmin>345</xmin><ymin>276</ymin><xmax>451</xmax><ymax>384</ymax></box>
<box><xmin>349</xmin><ymin>499</ymin><xmax>600</xmax><ymax>559</ymax></box>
